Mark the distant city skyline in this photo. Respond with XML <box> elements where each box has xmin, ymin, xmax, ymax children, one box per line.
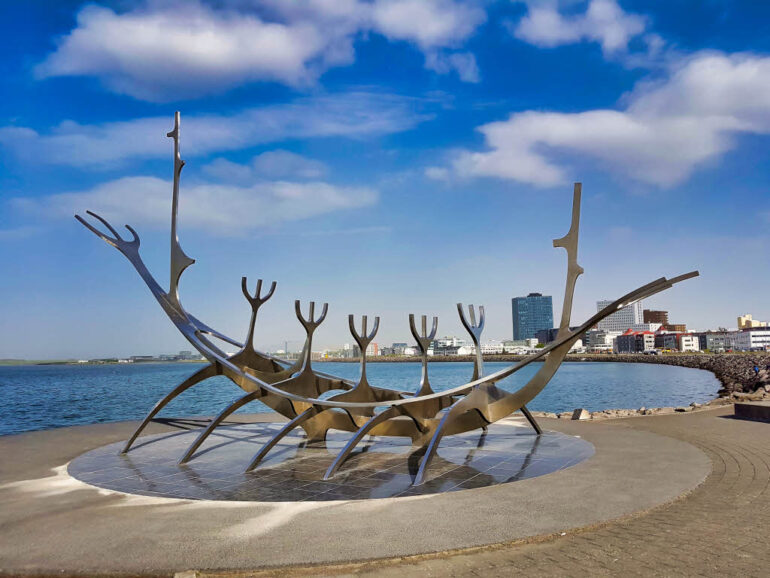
<box><xmin>0</xmin><ymin>1</ymin><xmax>769</xmax><ymax>358</ymax></box>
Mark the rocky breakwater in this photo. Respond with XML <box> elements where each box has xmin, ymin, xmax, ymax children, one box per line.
<box><xmin>529</xmin><ymin>353</ymin><xmax>770</xmax><ymax>421</ymax></box>
<box><xmin>577</xmin><ymin>353</ymin><xmax>770</xmax><ymax>397</ymax></box>
<box><xmin>530</xmin><ymin>398</ymin><xmax>735</xmax><ymax>422</ymax></box>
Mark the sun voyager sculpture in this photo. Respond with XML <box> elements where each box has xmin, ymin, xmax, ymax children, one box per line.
<box><xmin>76</xmin><ymin>113</ymin><xmax>698</xmax><ymax>485</ymax></box>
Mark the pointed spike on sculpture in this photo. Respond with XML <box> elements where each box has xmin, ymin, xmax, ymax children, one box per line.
<box><xmin>87</xmin><ymin>210</ymin><xmax>119</xmax><ymax>238</ymax></box>
<box><xmin>349</xmin><ymin>314</ymin><xmax>380</xmax><ymax>348</ymax></box>
<box><xmin>296</xmin><ymin>300</ymin><xmax>329</xmax><ymax>331</ymax></box>
<box><xmin>75</xmin><ymin>211</ymin><xmax>140</xmax><ymax>254</ymax></box>
<box><xmin>124</xmin><ymin>224</ymin><xmax>140</xmax><ymax>246</ymax></box>
<box><xmin>264</xmin><ymin>281</ymin><xmax>277</xmax><ymax>301</ymax></box>
<box><xmin>369</xmin><ymin>316</ymin><xmax>380</xmax><ymax>340</ymax></box>
<box><xmin>348</xmin><ymin>314</ymin><xmax>357</xmax><ymax>339</ymax></box>
<box><xmin>428</xmin><ymin>316</ymin><xmax>438</xmax><ymax>340</ymax></box>
<box><xmin>242</xmin><ymin>277</ymin><xmax>277</xmax><ymax>307</ymax></box>
<box><xmin>458</xmin><ymin>303</ymin><xmax>485</xmax><ymax>342</ymax></box>
<box><xmin>317</xmin><ymin>303</ymin><xmax>329</xmax><ymax>324</ymax></box>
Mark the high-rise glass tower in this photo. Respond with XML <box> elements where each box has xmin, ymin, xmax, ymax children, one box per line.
<box><xmin>596</xmin><ymin>300</ymin><xmax>643</xmax><ymax>332</ymax></box>
<box><xmin>512</xmin><ymin>293</ymin><xmax>554</xmax><ymax>340</ymax></box>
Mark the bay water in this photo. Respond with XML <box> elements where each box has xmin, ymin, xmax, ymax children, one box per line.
<box><xmin>0</xmin><ymin>361</ymin><xmax>720</xmax><ymax>436</ymax></box>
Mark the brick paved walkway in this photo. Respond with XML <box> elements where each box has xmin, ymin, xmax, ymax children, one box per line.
<box><xmin>219</xmin><ymin>407</ymin><xmax>769</xmax><ymax>577</ymax></box>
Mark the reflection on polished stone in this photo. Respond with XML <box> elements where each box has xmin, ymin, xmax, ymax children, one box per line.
<box><xmin>68</xmin><ymin>419</ymin><xmax>594</xmax><ymax>502</ymax></box>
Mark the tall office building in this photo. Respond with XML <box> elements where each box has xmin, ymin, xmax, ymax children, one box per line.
<box><xmin>512</xmin><ymin>293</ymin><xmax>553</xmax><ymax>340</ymax></box>
<box><xmin>596</xmin><ymin>300</ymin><xmax>643</xmax><ymax>332</ymax></box>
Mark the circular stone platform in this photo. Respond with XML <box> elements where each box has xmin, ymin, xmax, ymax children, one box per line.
<box><xmin>68</xmin><ymin>422</ymin><xmax>594</xmax><ymax>501</ymax></box>
<box><xmin>0</xmin><ymin>415</ymin><xmax>712</xmax><ymax>574</ymax></box>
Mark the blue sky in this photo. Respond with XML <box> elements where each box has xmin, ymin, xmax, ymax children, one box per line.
<box><xmin>0</xmin><ymin>0</ymin><xmax>768</xmax><ymax>359</ymax></box>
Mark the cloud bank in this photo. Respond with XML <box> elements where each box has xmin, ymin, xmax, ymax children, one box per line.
<box><xmin>511</xmin><ymin>0</ymin><xmax>647</xmax><ymax>55</ymax></box>
<box><xmin>13</xmin><ymin>176</ymin><xmax>378</xmax><ymax>236</ymax></box>
<box><xmin>36</xmin><ymin>0</ymin><xmax>488</xmax><ymax>100</ymax></box>
<box><xmin>0</xmin><ymin>92</ymin><xmax>430</xmax><ymax>167</ymax></box>
<box><xmin>446</xmin><ymin>52</ymin><xmax>770</xmax><ymax>187</ymax></box>
<box><xmin>203</xmin><ymin>151</ymin><xmax>328</xmax><ymax>185</ymax></box>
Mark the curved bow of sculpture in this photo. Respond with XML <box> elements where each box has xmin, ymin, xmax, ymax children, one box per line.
<box><xmin>76</xmin><ymin>112</ymin><xmax>699</xmax><ymax>484</ymax></box>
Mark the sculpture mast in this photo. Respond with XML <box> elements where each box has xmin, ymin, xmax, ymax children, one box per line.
<box><xmin>166</xmin><ymin>111</ymin><xmax>195</xmax><ymax>310</ymax></box>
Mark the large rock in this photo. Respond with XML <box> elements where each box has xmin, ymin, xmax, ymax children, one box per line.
<box><xmin>571</xmin><ymin>408</ymin><xmax>590</xmax><ymax>420</ymax></box>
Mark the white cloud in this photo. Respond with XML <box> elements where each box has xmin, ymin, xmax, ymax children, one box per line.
<box><xmin>36</xmin><ymin>3</ymin><xmax>344</xmax><ymax>100</ymax></box>
<box><xmin>13</xmin><ymin>176</ymin><xmax>377</xmax><ymax>236</ymax></box>
<box><xmin>425</xmin><ymin>51</ymin><xmax>481</xmax><ymax>83</ymax></box>
<box><xmin>451</xmin><ymin>52</ymin><xmax>770</xmax><ymax>187</ymax></box>
<box><xmin>0</xmin><ymin>92</ymin><xmax>430</xmax><ymax>167</ymax></box>
<box><xmin>35</xmin><ymin>0</ymin><xmax>487</xmax><ymax>100</ymax></box>
<box><xmin>424</xmin><ymin>166</ymin><xmax>451</xmax><ymax>181</ymax></box>
<box><xmin>252</xmin><ymin>150</ymin><xmax>327</xmax><ymax>179</ymax></box>
<box><xmin>370</xmin><ymin>0</ymin><xmax>486</xmax><ymax>50</ymax></box>
<box><xmin>512</xmin><ymin>0</ymin><xmax>646</xmax><ymax>55</ymax></box>
<box><xmin>203</xmin><ymin>150</ymin><xmax>327</xmax><ymax>183</ymax></box>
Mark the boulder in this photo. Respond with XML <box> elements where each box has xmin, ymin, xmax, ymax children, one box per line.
<box><xmin>571</xmin><ymin>408</ymin><xmax>590</xmax><ymax>420</ymax></box>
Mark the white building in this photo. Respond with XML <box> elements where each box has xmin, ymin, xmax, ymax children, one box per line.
<box><xmin>655</xmin><ymin>332</ymin><xmax>700</xmax><ymax>352</ymax></box>
<box><xmin>596</xmin><ymin>300</ymin><xmax>644</xmax><ymax>332</ymax></box>
<box><xmin>436</xmin><ymin>336</ymin><xmax>466</xmax><ymax>347</ymax></box>
<box><xmin>585</xmin><ymin>330</ymin><xmax>620</xmax><ymax>353</ymax></box>
<box><xmin>480</xmin><ymin>340</ymin><xmax>505</xmax><ymax>355</ymax></box>
<box><xmin>503</xmin><ymin>338</ymin><xmax>538</xmax><ymax>351</ymax></box>
<box><xmin>734</xmin><ymin>330</ymin><xmax>770</xmax><ymax>351</ymax></box>
<box><xmin>569</xmin><ymin>339</ymin><xmax>585</xmax><ymax>353</ymax></box>
<box><xmin>678</xmin><ymin>334</ymin><xmax>700</xmax><ymax>352</ymax></box>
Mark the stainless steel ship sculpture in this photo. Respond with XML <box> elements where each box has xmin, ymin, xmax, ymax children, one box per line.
<box><xmin>76</xmin><ymin>112</ymin><xmax>698</xmax><ymax>485</ymax></box>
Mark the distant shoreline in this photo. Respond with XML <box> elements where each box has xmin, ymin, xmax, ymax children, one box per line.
<box><xmin>0</xmin><ymin>359</ymin><xmax>206</xmax><ymax>366</ymax></box>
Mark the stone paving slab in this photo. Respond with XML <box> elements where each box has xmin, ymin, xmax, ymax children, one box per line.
<box><xmin>0</xmin><ymin>414</ymin><xmax>709</xmax><ymax>576</ymax></box>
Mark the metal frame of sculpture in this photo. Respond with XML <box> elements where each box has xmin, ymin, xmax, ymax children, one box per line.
<box><xmin>76</xmin><ymin>112</ymin><xmax>698</xmax><ymax>485</ymax></box>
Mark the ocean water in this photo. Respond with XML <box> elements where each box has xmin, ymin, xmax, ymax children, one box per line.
<box><xmin>0</xmin><ymin>361</ymin><xmax>720</xmax><ymax>436</ymax></box>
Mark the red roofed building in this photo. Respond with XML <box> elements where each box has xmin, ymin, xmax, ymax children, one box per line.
<box><xmin>615</xmin><ymin>330</ymin><xmax>656</xmax><ymax>353</ymax></box>
<box><xmin>655</xmin><ymin>332</ymin><xmax>700</xmax><ymax>352</ymax></box>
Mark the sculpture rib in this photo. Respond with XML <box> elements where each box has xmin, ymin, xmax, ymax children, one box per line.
<box><xmin>323</xmin><ymin>406</ymin><xmax>400</xmax><ymax>480</ymax></box>
<box><xmin>179</xmin><ymin>390</ymin><xmax>264</xmax><ymax>464</ymax></box>
<box><xmin>245</xmin><ymin>407</ymin><xmax>319</xmax><ymax>472</ymax></box>
<box><xmin>122</xmin><ymin>362</ymin><xmax>220</xmax><ymax>453</ymax></box>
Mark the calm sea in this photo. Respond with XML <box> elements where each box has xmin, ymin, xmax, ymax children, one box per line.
<box><xmin>0</xmin><ymin>361</ymin><xmax>720</xmax><ymax>436</ymax></box>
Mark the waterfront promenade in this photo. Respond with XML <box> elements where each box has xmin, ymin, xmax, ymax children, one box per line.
<box><xmin>0</xmin><ymin>404</ymin><xmax>767</xmax><ymax>577</ymax></box>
